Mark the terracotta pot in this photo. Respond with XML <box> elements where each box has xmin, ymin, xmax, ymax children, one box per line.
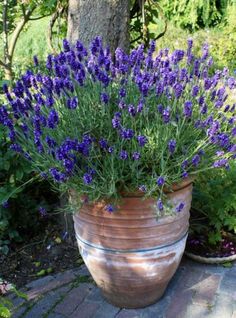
<box><xmin>72</xmin><ymin>180</ymin><xmax>193</xmax><ymax>308</ymax></box>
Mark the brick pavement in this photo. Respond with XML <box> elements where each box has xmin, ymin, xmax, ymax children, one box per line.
<box><xmin>8</xmin><ymin>257</ymin><xmax>236</xmax><ymax>318</ymax></box>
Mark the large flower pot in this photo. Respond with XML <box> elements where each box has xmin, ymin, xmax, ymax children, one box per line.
<box><xmin>72</xmin><ymin>180</ymin><xmax>192</xmax><ymax>308</ymax></box>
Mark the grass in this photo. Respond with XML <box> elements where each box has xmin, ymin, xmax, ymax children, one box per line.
<box><xmin>0</xmin><ymin>16</ymin><xmax>235</xmax><ymax>81</ymax></box>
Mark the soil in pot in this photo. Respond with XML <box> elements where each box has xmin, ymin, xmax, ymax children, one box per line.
<box><xmin>186</xmin><ymin>232</ymin><xmax>236</xmax><ymax>258</ymax></box>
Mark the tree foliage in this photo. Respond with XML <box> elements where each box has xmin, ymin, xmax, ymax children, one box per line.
<box><xmin>160</xmin><ymin>0</ymin><xmax>230</xmax><ymax>31</ymax></box>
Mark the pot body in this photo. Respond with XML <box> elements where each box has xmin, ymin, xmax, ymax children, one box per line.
<box><xmin>73</xmin><ymin>181</ymin><xmax>192</xmax><ymax>308</ymax></box>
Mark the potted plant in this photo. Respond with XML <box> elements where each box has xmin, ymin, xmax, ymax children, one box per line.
<box><xmin>186</xmin><ymin>162</ymin><xmax>236</xmax><ymax>264</ymax></box>
<box><xmin>0</xmin><ymin>37</ymin><xmax>235</xmax><ymax>308</ymax></box>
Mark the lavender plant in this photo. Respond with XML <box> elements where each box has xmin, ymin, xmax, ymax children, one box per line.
<box><xmin>0</xmin><ymin>37</ymin><xmax>235</xmax><ymax>215</ymax></box>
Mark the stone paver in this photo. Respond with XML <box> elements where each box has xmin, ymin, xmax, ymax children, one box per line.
<box><xmin>6</xmin><ymin>258</ymin><xmax>236</xmax><ymax>318</ymax></box>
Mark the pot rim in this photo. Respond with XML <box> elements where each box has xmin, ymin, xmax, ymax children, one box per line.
<box><xmin>120</xmin><ymin>176</ymin><xmax>194</xmax><ymax>197</ymax></box>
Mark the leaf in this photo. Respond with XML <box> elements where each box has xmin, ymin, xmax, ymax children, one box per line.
<box><xmin>0</xmin><ymin>306</ymin><xmax>11</xmax><ymax>318</ymax></box>
<box><xmin>36</xmin><ymin>269</ymin><xmax>46</xmax><ymax>277</ymax></box>
<box><xmin>222</xmin><ymin>262</ymin><xmax>233</xmax><ymax>268</ymax></box>
<box><xmin>54</xmin><ymin>237</ymin><xmax>62</xmax><ymax>244</ymax></box>
<box><xmin>12</xmin><ymin>288</ymin><xmax>28</xmax><ymax>300</ymax></box>
<box><xmin>46</xmin><ymin>268</ymin><xmax>53</xmax><ymax>274</ymax></box>
<box><xmin>33</xmin><ymin>261</ymin><xmax>41</xmax><ymax>268</ymax></box>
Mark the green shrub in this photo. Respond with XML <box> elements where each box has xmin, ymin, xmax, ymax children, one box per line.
<box><xmin>0</xmin><ymin>123</ymin><xmax>56</xmax><ymax>255</ymax></box>
<box><xmin>191</xmin><ymin>163</ymin><xmax>236</xmax><ymax>244</ymax></box>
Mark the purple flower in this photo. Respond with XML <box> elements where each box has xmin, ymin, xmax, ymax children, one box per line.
<box><xmin>112</xmin><ymin>117</ymin><xmax>121</xmax><ymax>129</ymax></box>
<box><xmin>108</xmin><ymin>146</ymin><xmax>114</xmax><ymax>153</ymax></box>
<box><xmin>171</xmin><ymin>50</ymin><xmax>185</xmax><ymax>64</ymax></box>
<box><xmin>137</xmin><ymin>135</ymin><xmax>148</xmax><ymax>147</ymax></box>
<box><xmin>100</xmin><ymin>92</ymin><xmax>109</xmax><ymax>104</ymax></box>
<box><xmin>132</xmin><ymin>151</ymin><xmax>140</xmax><ymax>160</ymax></box>
<box><xmin>168</xmin><ymin>139</ymin><xmax>176</xmax><ymax>154</ymax></box>
<box><xmin>157</xmin><ymin>176</ymin><xmax>165</xmax><ymax>187</ymax></box>
<box><xmin>83</xmin><ymin>173</ymin><xmax>93</xmax><ymax>185</ymax></box>
<box><xmin>49</xmin><ymin>168</ymin><xmax>66</xmax><ymax>182</ymax></box>
<box><xmin>192</xmin><ymin>154</ymin><xmax>201</xmax><ymax>167</ymax></box>
<box><xmin>67</xmin><ymin>97</ymin><xmax>78</xmax><ymax>109</ymax></box>
<box><xmin>200</xmin><ymin>104</ymin><xmax>208</xmax><ymax>115</ymax></box>
<box><xmin>182</xmin><ymin>171</ymin><xmax>188</xmax><ymax>179</ymax></box>
<box><xmin>213</xmin><ymin>158</ymin><xmax>229</xmax><ymax>168</ymax></box>
<box><xmin>162</xmin><ymin>107</ymin><xmax>171</xmax><ymax>123</ymax></box>
<box><xmin>157</xmin><ymin>104</ymin><xmax>163</xmax><ymax>113</ymax></box>
<box><xmin>224</xmin><ymin>105</ymin><xmax>230</xmax><ymax>112</ymax></box>
<box><xmin>119</xmin><ymin>87</ymin><xmax>126</xmax><ymax>98</ymax></box>
<box><xmin>201</xmin><ymin>43</ymin><xmax>209</xmax><ymax>60</ymax></box>
<box><xmin>139</xmin><ymin>185</ymin><xmax>147</xmax><ymax>192</ymax></box>
<box><xmin>2</xmin><ymin>201</ymin><xmax>9</xmax><ymax>209</ymax></box>
<box><xmin>128</xmin><ymin>104</ymin><xmax>136</xmax><ymax>117</ymax></box>
<box><xmin>216</xmin><ymin>150</ymin><xmax>224</xmax><ymax>157</ymax></box>
<box><xmin>48</xmin><ymin>109</ymin><xmax>59</xmax><ymax>129</ymax></box>
<box><xmin>157</xmin><ymin>199</ymin><xmax>164</xmax><ymax>211</ymax></box>
<box><xmin>192</xmin><ymin>85</ymin><xmax>199</xmax><ymax>97</ymax></box>
<box><xmin>119</xmin><ymin>150</ymin><xmax>128</xmax><ymax>160</ymax></box>
<box><xmin>137</xmin><ymin>101</ymin><xmax>144</xmax><ymax>113</ymax></box>
<box><xmin>40</xmin><ymin>172</ymin><xmax>48</xmax><ymax>179</ymax></box>
<box><xmin>200</xmin><ymin>93</ymin><xmax>208</xmax><ymax>105</ymax></box>
<box><xmin>140</xmin><ymin>82</ymin><xmax>149</xmax><ymax>96</ymax></box>
<box><xmin>10</xmin><ymin>143</ymin><xmax>22</xmax><ymax>153</ymax></box>
<box><xmin>232</xmin><ymin>127</ymin><xmax>236</xmax><ymax>137</ymax></box>
<box><xmin>63</xmin><ymin>158</ymin><xmax>74</xmax><ymax>172</ymax></box>
<box><xmin>45</xmin><ymin>136</ymin><xmax>57</xmax><ymax>148</ymax></box>
<box><xmin>181</xmin><ymin>160</ymin><xmax>188</xmax><ymax>169</ymax></box>
<box><xmin>63</xmin><ymin>39</ymin><xmax>70</xmax><ymax>52</ymax></box>
<box><xmin>105</xmin><ymin>204</ymin><xmax>115</xmax><ymax>213</ymax></box>
<box><xmin>33</xmin><ymin>55</ymin><xmax>39</xmax><ymax>67</ymax></box>
<box><xmin>176</xmin><ymin>202</ymin><xmax>185</xmax><ymax>212</ymax></box>
<box><xmin>99</xmin><ymin>138</ymin><xmax>108</xmax><ymax>149</ymax></box>
<box><xmin>120</xmin><ymin>128</ymin><xmax>134</xmax><ymax>140</ymax></box>
<box><xmin>174</xmin><ymin>83</ymin><xmax>183</xmax><ymax>98</ymax></box>
<box><xmin>39</xmin><ymin>207</ymin><xmax>47</xmax><ymax>217</ymax></box>
<box><xmin>118</xmin><ymin>101</ymin><xmax>126</xmax><ymax>109</ymax></box>
<box><xmin>183</xmin><ymin>101</ymin><xmax>193</xmax><ymax>118</ymax></box>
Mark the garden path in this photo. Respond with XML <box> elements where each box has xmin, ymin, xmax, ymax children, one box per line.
<box><xmin>9</xmin><ymin>257</ymin><xmax>236</xmax><ymax>318</ymax></box>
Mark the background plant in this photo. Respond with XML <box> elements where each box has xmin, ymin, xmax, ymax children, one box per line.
<box><xmin>191</xmin><ymin>162</ymin><xmax>236</xmax><ymax>244</ymax></box>
<box><xmin>0</xmin><ymin>117</ymin><xmax>57</xmax><ymax>255</ymax></box>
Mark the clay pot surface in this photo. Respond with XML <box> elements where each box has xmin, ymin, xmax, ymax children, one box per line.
<box><xmin>73</xmin><ymin>180</ymin><xmax>193</xmax><ymax>308</ymax></box>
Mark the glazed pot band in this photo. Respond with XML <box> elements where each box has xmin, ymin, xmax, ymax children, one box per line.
<box><xmin>76</xmin><ymin>231</ymin><xmax>188</xmax><ymax>254</ymax></box>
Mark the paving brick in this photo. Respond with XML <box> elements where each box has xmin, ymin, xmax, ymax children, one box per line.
<box><xmin>115</xmin><ymin>308</ymin><xmax>145</xmax><ymax>318</ymax></box>
<box><xmin>165</xmin><ymin>290</ymin><xmax>193</xmax><ymax>318</ymax></box>
<box><xmin>27</xmin><ymin>270</ymin><xmax>77</xmax><ymax>300</ymax></box>
<box><xmin>181</xmin><ymin>267</ymin><xmax>204</xmax><ymax>288</ymax></box>
<box><xmin>220</xmin><ymin>271</ymin><xmax>236</xmax><ymax>294</ymax></box>
<box><xmin>24</xmin><ymin>287</ymin><xmax>69</xmax><ymax>318</ymax></box>
<box><xmin>85</xmin><ymin>287</ymin><xmax>104</xmax><ymax>303</ymax></box>
<box><xmin>77</xmin><ymin>265</ymin><xmax>90</xmax><ymax>277</ymax></box>
<box><xmin>10</xmin><ymin>295</ymin><xmax>27</xmax><ymax>309</ymax></box>
<box><xmin>232</xmin><ymin>311</ymin><xmax>236</xmax><ymax>318</ymax></box>
<box><xmin>26</xmin><ymin>275</ymin><xmax>55</xmax><ymax>289</ymax></box>
<box><xmin>184</xmin><ymin>304</ymin><xmax>212</xmax><ymax>318</ymax></box>
<box><xmin>47</xmin><ymin>313</ymin><xmax>65</xmax><ymax>318</ymax></box>
<box><xmin>164</xmin><ymin>266</ymin><xmax>185</xmax><ymax>296</ymax></box>
<box><xmin>207</xmin><ymin>294</ymin><xmax>234</xmax><ymax>318</ymax></box>
<box><xmin>54</xmin><ymin>283</ymin><xmax>93</xmax><ymax>316</ymax></box>
<box><xmin>70</xmin><ymin>301</ymin><xmax>100</xmax><ymax>318</ymax></box>
<box><xmin>12</xmin><ymin>305</ymin><xmax>28</xmax><ymax>318</ymax></box>
<box><xmin>192</xmin><ymin>273</ymin><xmax>221</xmax><ymax>306</ymax></box>
<box><xmin>93</xmin><ymin>300</ymin><xmax>120</xmax><ymax>318</ymax></box>
<box><xmin>146</xmin><ymin>294</ymin><xmax>170</xmax><ymax>317</ymax></box>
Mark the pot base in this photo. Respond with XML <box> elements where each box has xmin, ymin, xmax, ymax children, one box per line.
<box><xmin>77</xmin><ymin>231</ymin><xmax>188</xmax><ymax>309</ymax></box>
<box><xmin>102</xmin><ymin>285</ymin><xmax>166</xmax><ymax>309</ymax></box>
